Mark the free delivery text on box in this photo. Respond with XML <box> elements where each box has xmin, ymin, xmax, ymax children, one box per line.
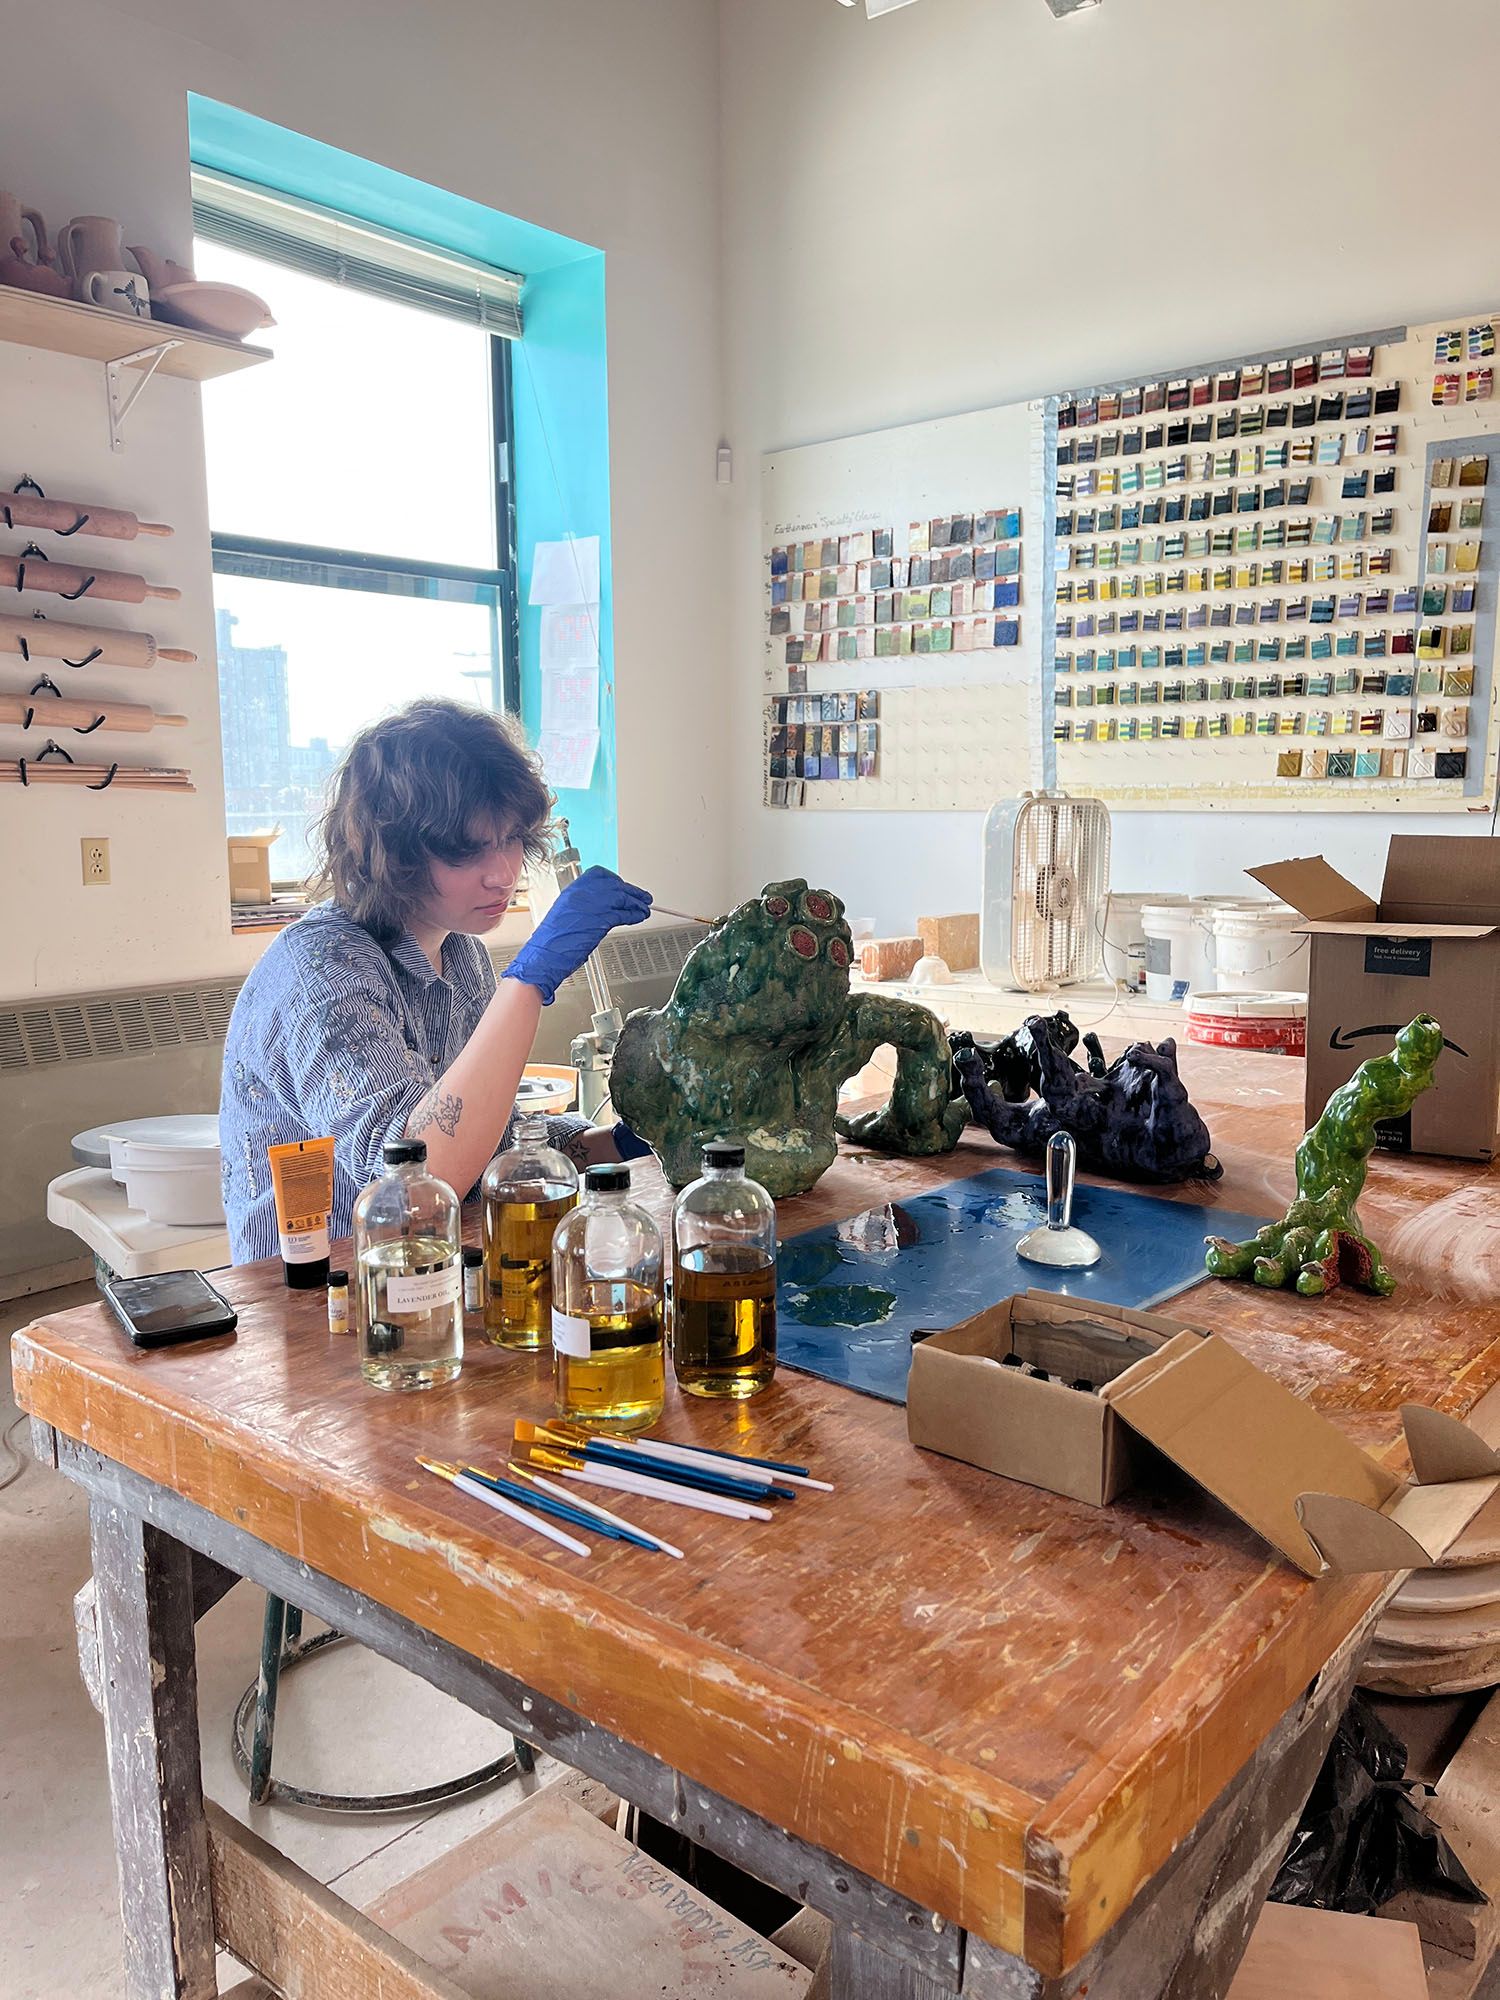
<box><xmin>909</xmin><ymin>1292</ymin><xmax>1500</xmax><ymax>1577</ymax></box>
<box><xmin>1249</xmin><ymin>834</ymin><xmax>1500</xmax><ymax>1161</ymax></box>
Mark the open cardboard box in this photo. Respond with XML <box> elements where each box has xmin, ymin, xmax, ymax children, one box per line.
<box><xmin>1248</xmin><ymin>835</ymin><xmax>1500</xmax><ymax>1161</ymax></box>
<box><xmin>908</xmin><ymin>1293</ymin><xmax>1500</xmax><ymax>1576</ymax></box>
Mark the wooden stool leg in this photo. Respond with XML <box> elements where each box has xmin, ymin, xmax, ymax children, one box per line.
<box><xmin>89</xmin><ymin>1501</ymin><xmax>216</xmax><ymax>2000</ymax></box>
<box><xmin>248</xmin><ymin>1594</ymin><xmax>287</xmax><ymax>1806</ymax></box>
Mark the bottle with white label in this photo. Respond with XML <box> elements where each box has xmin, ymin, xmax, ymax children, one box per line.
<box><xmin>551</xmin><ymin>1164</ymin><xmax>664</xmax><ymax>1433</ymax></box>
<box><xmin>353</xmin><ymin>1138</ymin><xmax>464</xmax><ymax>1390</ymax></box>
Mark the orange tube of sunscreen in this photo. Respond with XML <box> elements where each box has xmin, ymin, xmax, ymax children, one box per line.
<box><xmin>267</xmin><ymin>1137</ymin><xmax>335</xmax><ymax>1289</ymax></box>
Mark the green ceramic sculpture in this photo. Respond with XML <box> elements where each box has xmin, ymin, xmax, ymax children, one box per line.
<box><xmin>610</xmin><ymin>879</ymin><xmax>966</xmax><ymax>1196</ymax></box>
<box><xmin>1204</xmin><ymin>1014</ymin><xmax>1443</xmax><ymax>1297</ymax></box>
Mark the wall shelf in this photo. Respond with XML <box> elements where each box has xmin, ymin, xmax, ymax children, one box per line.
<box><xmin>0</xmin><ymin>284</ymin><xmax>270</xmax><ymax>447</ymax></box>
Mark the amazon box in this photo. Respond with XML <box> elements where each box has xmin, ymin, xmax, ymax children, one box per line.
<box><xmin>1249</xmin><ymin>836</ymin><xmax>1500</xmax><ymax>1161</ymax></box>
<box><xmin>910</xmin><ymin>1296</ymin><xmax>1500</xmax><ymax>1577</ymax></box>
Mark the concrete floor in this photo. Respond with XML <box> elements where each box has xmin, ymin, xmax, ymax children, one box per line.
<box><xmin>0</xmin><ymin>1283</ymin><xmax>567</xmax><ymax>2000</ymax></box>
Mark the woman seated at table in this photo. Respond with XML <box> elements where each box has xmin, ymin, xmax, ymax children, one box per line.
<box><xmin>219</xmin><ymin>697</ymin><xmax>651</xmax><ymax>1264</ymax></box>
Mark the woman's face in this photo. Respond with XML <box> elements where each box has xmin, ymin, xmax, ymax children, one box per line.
<box><xmin>417</xmin><ymin>823</ymin><xmax>527</xmax><ymax>938</ymax></box>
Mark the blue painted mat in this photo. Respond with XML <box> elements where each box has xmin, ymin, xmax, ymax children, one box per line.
<box><xmin>777</xmin><ymin>1166</ymin><xmax>1269</xmax><ymax>1405</ymax></box>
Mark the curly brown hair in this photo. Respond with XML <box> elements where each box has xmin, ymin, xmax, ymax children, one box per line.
<box><xmin>311</xmin><ymin>699</ymin><xmax>552</xmax><ymax>942</ymax></box>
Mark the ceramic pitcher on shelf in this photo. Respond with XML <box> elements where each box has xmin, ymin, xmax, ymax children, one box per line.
<box><xmin>57</xmin><ymin>215</ymin><xmax>127</xmax><ymax>297</ymax></box>
<box><xmin>0</xmin><ymin>192</ymin><xmax>51</xmax><ymax>267</ymax></box>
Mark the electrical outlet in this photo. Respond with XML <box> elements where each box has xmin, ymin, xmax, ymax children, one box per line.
<box><xmin>81</xmin><ymin>837</ymin><xmax>110</xmax><ymax>886</ymax></box>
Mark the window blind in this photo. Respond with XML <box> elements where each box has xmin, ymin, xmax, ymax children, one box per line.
<box><xmin>190</xmin><ymin>167</ymin><xmax>524</xmax><ymax>337</ymax></box>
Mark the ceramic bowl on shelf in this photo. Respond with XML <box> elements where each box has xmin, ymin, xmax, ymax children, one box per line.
<box><xmin>150</xmin><ymin>280</ymin><xmax>274</xmax><ymax>341</ymax></box>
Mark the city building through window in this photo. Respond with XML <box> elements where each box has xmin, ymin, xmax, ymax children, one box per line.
<box><xmin>196</xmin><ymin>220</ymin><xmax>518</xmax><ymax>886</ymax></box>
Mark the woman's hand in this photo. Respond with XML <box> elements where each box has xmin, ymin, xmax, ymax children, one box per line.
<box><xmin>501</xmin><ymin>866</ymin><xmax>652</xmax><ymax>1004</ymax></box>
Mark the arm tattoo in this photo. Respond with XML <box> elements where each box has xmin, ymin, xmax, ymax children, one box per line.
<box><xmin>409</xmin><ymin>1085</ymin><xmax>464</xmax><ymax>1139</ymax></box>
<box><xmin>558</xmin><ymin>1128</ymin><xmax>596</xmax><ymax>1167</ymax></box>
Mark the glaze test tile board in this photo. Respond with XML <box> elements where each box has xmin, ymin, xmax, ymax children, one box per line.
<box><xmin>1053</xmin><ymin>316</ymin><xmax>1500</xmax><ymax>812</ymax></box>
<box><xmin>762</xmin><ymin>310</ymin><xmax>1500</xmax><ymax>814</ymax></box>
<box><xmin>761</xmin><ymin>401</ymin><xmax>1042</xmax><ymax>810</ymax></box>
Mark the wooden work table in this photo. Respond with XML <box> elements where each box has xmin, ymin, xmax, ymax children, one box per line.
<box><xmin>13</xmin><ymin>1042</ymin><xmax>1500</xmax><ymax>2000</ymax></box>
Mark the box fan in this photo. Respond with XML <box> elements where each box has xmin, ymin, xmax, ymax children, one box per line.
<box><xmin>981</xmin><ymin>792</ymin><xmax>1111</xmax><ymax>991</ymax></box>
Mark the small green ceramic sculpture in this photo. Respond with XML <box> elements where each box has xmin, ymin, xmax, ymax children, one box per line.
<box><xmin>610</xmin><ymin>880</ymin><xmax>966</xmax><ymax>1196</ymax></box>
<box><xmin>1204</xmin><ymin>1014</ymin><xmax>1443</xmax><ymax>1298</ymax></box>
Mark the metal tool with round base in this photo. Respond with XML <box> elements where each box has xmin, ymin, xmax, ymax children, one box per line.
<box><xmin>1017</xmin><ymin>1130</ymin><xmax>1102</xmax><ymax>1269</ymax></box>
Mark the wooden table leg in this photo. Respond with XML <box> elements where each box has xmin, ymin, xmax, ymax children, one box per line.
<box><xmin>89</xmin><ymin>1499</ymin><xmax>217</xmax><ymax>2000</ymax></box>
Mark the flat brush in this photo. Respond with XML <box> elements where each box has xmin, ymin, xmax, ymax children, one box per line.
<box><xmin>418</xmin><ymin>1456</ymin><xmax>590</xmax><ymax>1557</ymax></box>
<box><xmin>514</xmin><ymin>1420</ymin><xmax>795</xmax><ymax>1502</ymax></box>
<box><xmin>454</xmin><ymin>1462</ymin><xmax>664</xmax><ymax>1552</ymax></box>
<box><xmin>507</xmin><ymin>1463</ymin><xmax>685</xmax><ymax>1558</ymax></box>
<box><xmin>538</xmin><ymin>1420</ymin><xmax>832</xmax><ymax>1492</ymax></box>
<box><xmin>517</xmin><ymin>1442</ymin><xmax>774</xmax><ymax>1521</ymax></box>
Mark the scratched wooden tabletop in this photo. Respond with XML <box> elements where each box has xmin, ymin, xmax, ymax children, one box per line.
<box><xmin>13</xmin><ymin>1044</ymin><xmax>1500</xmax><ymax>1976</ymax></box>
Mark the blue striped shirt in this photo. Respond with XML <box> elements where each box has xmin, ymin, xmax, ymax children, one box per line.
<box><xmin>219</xmin><ymin>903</ymin><xmax>579</xmax><ymax>1264</ymax></box>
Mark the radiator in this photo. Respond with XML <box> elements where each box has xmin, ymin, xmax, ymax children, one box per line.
<box><xmin>0</xmin><ymin>923</ymin><xmax>702</xmax><ymax>1294</ymax></box>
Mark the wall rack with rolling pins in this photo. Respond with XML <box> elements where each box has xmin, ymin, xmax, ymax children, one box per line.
<box><xmin>0</xmin><ymin>474</ymin><xmax>195</xmax><ymax>793</ymax></box>
<box><xmin>761</xmin><ymin>311</ymin><xmax>1500</xmax><ymax>814</ymax></box>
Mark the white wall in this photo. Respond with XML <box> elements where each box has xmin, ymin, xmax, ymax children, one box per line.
<box><xmin>0</xmin><ymin>0</ymin><xmax>727</xmax><ymax>1003</ymax></box>
<box><xmin>719</xmin><ymin>0</ymin><xmax>1500</xmax><ymax>932</ymax></box>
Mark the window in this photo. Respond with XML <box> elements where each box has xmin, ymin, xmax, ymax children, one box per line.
<box><xmin>194</xmin><ymin>174</ymin><xmax>521</xmax><ymax>884</ymax></box>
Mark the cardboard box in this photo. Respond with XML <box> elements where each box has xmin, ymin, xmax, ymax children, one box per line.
<box><xmin>907</xmin><ymin>1293</ymin><xmax>1208</xmax><ymax>1507</ymax></box>
<box><xmin>1249</xmin><ymin>837</ymin><xmax>1500</xmax><ymax>1162</ymax></box>
<box><xmin>227</xmin><ymin>829</ymin><xmax>280</xmax><ymax>905</ymax></box>
<box><xmin>916</xmin><ymin>911</ymin><xmax>980</xmax><ymax>971</ymax></box>
<box><xmin>1227</xmin><ymin>1903</ymin><xmax>1429</xmax><ymax>2000</ymax></box>
<box><xmin>909</xmin><ymin>1294</ymin><xmax>1500</xmax><ymax>1577</ymax></box>
<box><xmin>858</xmin><ymin>935</ymin><xmax>924</xmax><ymax>982</ymax></box>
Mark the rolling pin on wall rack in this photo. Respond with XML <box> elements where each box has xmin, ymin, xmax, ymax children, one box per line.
<box><xmin>0</xmin><ymin>679</ymin><xmax>186</xmax><ymax>734</ymax></box>
<box><xmin>2</xmin><ymin>473</ymin><xmax>197</xmax><ymax>795</ymax></box>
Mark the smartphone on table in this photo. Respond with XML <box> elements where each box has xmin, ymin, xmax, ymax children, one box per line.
<box><xmin>102</xmin><ymin>1270</ymin><xmax>238</xmax><ymax>1348</ymax></box>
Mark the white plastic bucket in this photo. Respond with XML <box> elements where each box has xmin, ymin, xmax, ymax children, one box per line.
<box><xmin>1184</xmin><ymin>988</ymin><xmax>1307</xmax><ymax>1056</ymax></box>
<box><xmin>121</xmin><ymin>1151</ymin><xmax>224</xmax><ymax>1226</ymax></box>
<box><xmin>1100</xmin><ymin>892</ymin><xmax>1151</xmax><ymax>990</ymax></box>
<box><xmin>1211</xmin><ymin>902</ymin><xmax>1309</xmax><ymax>995</ymax></box>
<box><xmin>1141</xmin><ymin>900</ymin><xmax>1217</xmax><ymax>1003</ymax></box>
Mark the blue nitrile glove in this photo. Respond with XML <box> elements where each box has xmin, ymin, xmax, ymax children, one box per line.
<box><xmin>502</xmin><ymin>866</ymin><xmax>652</xmax><ymax>1005</ymax></box>
<box><xmin>611</xmin><ymin>1121</ymin><xmax>653</xmax><ymax>1162</ymax></box>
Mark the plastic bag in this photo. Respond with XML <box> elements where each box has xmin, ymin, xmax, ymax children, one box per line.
<box><xmin>1271</xmin><ymin>1694</ymin><xmax>1485</xmax><ymax>1915</ymax></box>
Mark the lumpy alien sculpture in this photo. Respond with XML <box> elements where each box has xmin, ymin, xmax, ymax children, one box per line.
<box><xmin>610</xmin><ymin>880</ymin><xmax>965</xmax><ymax>1197</ymax></box>
<box><xmin>952</xmin><ymin>1014</ymin><xmax>1222</xmax><ymax>1183</ymax></box>
<box><xmin>1205</xmin><ymin>1013</ymin><xmax>1443</xmax><ymax>1298</ymax></box>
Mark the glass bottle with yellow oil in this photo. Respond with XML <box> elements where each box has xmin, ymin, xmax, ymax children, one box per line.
<box><xmin>551</xmin><ymin>1163</ymin><xmax>664</xmax><ymax>1433</ymax></box>
<box><xmin>671</xmin><ymin>1142</ymin><xmax>777</xmax><ymax>1398</ymax></box>
<box><xmin>480</xmin><ymin>1114</ymin><xmax>579</xmax><ymax>1348</ymax></box>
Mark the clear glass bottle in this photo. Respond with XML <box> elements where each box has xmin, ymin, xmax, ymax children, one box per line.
<box><xmin>551</xmin><ymin>1163</ymin><xmax>664</xmax><ymax>1433</ymax></box>
<box><xmin>481</xmin><ymin>1114</ymin><xmax>579</xmax><ymax>1349</ymax></box>
<box><xmin>353</xmin><ymin>1139</ymin><xmax>463</xmax><ymax>1390</ymax></box>
<box><xmin>672</xmin><ymin>1142</ymin><xmax>777</xmax><ymax>1399</ymax></box>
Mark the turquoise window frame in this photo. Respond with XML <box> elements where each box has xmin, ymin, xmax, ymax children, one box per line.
<box><xmin>188</xmin><ymin>94</ymin><xmax>617</xmax><ymax>867</ymax></box>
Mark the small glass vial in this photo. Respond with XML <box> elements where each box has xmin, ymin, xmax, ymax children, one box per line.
<box><xmin>326</xmin><ymin>1267</ymin><xmax>350</xmax><ymax>1337</ymax></box>
<box><xmin>551</xmin><ymin>1164</ymin><xmax>664</xmax><ymax>1433</ymax></box>
<box><xmin>462</xmin><ymin>1245</ymin><xmax>485</xmax><ymax>1317</ymax></box>
<box><xmin>481</xmin><ymin>1114</ymin><xmax>579</xmax><ymax>1349</ymax></box>
<box><xmin>352</xmin><ymin>1138</ymin><xmax>463</xmax><ymax>1390</ymax></box>
<box><xmin>672</xmin><ymin>1142</ymin><xmax>777</xmax><ymax>1399</ymax></box>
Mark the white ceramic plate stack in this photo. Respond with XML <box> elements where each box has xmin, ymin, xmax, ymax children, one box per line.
<box><xmin>1361</xmin><ymin>1496</ymin><xmax>1500</xmax><ymax>1696</ymax></box>
<box><xmin>102</xmin><ymin>1114</ymin><xmax>224</xmax><ymax>1227</ymax></box>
